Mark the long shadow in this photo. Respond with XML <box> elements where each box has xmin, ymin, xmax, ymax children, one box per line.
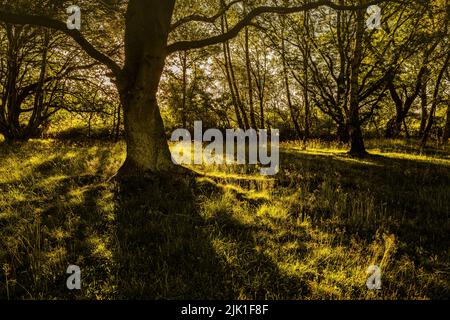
<box><xmin>112</xmin><ymin>173</ymin><xmax>235</xmax><ymax>299</ymax></box>
<box><xmin>0</xmin><ymin>147</ymin><xmax>113</xmax><ymax>299</ymax></box>
<box><xmin>279</xmin><ymin>148</ymin><xmax>450</xmax><ymax>200</ymax></box>
<box><xmin>204</xmin><ymin>207</ymin><xmax>310</xmax><ymax>299</ymax></box>
<box><xmin>112</xmin><ymin>173</ymin><xmax>309</xmax><ymax>299</ymax></box>
<box><xmin>1</xmin><ymin>144</ymin><xmax>311</xmax><ymax>299</ymax></box>
<box><xmin>7</xmin><ymin>140</ymin><xmax>448</xmax><ymax>299</ymax></box>
<box><xmin>279</xmin><ymin>148</ymin><xmax>450</xmax><ymax>252</ymax></box>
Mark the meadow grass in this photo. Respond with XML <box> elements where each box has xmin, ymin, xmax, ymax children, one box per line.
<box><xmin>0</xmin><ymin>138</ymin><xmax>449</xmax><ymax>299</ymax></box>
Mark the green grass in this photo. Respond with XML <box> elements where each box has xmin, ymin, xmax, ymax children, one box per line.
<box><xmin>0</xmin><ymin>138</ymin><xmax>449</xmax><ymax>299</ymax></box>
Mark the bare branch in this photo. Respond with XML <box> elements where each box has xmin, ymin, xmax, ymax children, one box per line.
<box><xmin>170</xmin><ymin>0</ymin><xmax>243</xmax><ymax>31</ymax></box>
<box><xmin>0</xmin><ymin>10</ymin><xmax>122</xmax><ymax>77</ymax></box>
<box><xmin>167</xmin><ymin>0</ymin><xmax>393</xmax><ymax>53</ymax></box>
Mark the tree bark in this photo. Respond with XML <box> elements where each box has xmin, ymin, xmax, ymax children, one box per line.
<box><xmin>336</xmin><ymin>3</ymin><xmax>350</xmax><ymax>143</ymax></box>
<box><xmin>117</xmin><ymin>0</ymin><xmax>176</xmax><ymax>176</ymax></box>
<box><xmin>114</xmin><ymin>103</ymin><xmax>122</xmax><ymax>142</ymax></box>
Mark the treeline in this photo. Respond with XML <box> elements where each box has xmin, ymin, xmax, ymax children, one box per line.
<box><xmin>162</xmin><ymin>0</ymin><xmax>450</xmax><ymax>154</ymax></box>
<box><xmin>1</xmin><ymin>0</ymin><xmax>449</xmax><ymax>154</ymax></box>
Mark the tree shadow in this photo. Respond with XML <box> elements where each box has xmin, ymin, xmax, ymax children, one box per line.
<box><xmin>112</xmin><ymin>173</ymin><xmax>309</xmax><ymax>299</ymax></box>
<box><xmin>112</xmin><ymin>173</ymin><xmax>224</xmax><ymax>299</ymax></box>
<box><xmin>0</xmin><ymin>147</ymin><xmax>115</xmax><ymax>299</ymax></box>
<box><xmin>278</xmin><ymin>148</ymin><xmax>450</xmax><ymax>252</ymax></box>
<box><xmin>203</xmin><ymin>207</ymin><xmax>311</xmax><ymax>299</ymax></box>
<box><xmin>1</xmin><ymin>142</ymin><xmax>311</xmax><ymax>299</ymax></box>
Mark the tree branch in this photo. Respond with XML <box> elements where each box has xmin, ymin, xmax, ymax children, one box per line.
<box><xmin>167</xmin><ymin>0</ymin><xmax>392</xmax><ymax>53</ymax></box>
<box><xmin>0</xmin><ymin>10</ymin><xmax>122</xmax><ymax>77</ymax></box>
<box><xmin>170</xmin><ymin>0</ymin><xmax>243</xmax><ymax>31</ymax></box>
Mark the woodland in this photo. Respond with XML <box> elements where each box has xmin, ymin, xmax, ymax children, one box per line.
<box><xmin>0</xmin><ymin>0</ymin><xmax>449</xmax><ymax>300</ymax></box>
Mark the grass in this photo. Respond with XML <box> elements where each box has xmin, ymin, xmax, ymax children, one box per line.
<box><xmin>0</xmin><ymin>138</ymin><xmax>449</xmax><ymax>299</ymax></box>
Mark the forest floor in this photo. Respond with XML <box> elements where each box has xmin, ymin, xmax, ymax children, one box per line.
<box><xmin>0</xmin><ymin>138</ymin><xmax>449</xmax><ymax>299</ymax></box>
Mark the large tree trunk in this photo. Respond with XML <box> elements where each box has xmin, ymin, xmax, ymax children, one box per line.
<box><xmin>347</xmin><ymin>4</ymin><xmax>367</xmax><ymax>156</ymax></box>
<box><xmin>117</xmin><ymin>0</ymin><xmax>176</xmax><ymax>176</ymax></box>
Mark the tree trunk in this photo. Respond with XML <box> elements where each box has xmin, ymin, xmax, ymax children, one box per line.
<box><xmin>386</xmin><ymin>64</ymin><xmax>428</xmax><ymax>139</ymax></box>
<box><xmin>336</xmin><ymin>3</ymin><xmax>350</xmax><ymax>144</ymax></box>
<box><xmin>337</xmin><ymin>122</ymin><xmax>350</xmax><ymax>143</ymax></box>
<box><xmin>280</xmin><ymin>20</ymin><xmax>302</xmax><ymax>139</ymax></box>
<box><xmin>421</xmin><ymin>51</ymin><xmax>450</xmax><ymax>148</ymax></box>
<box><xmin>117</xmin><ymin>0</ymin><xmax>176</xmax><ymax>176</ymax></box>
<box><xmin>385</xmin><ymin>81</ymin><xmax>407</xmax><ymax>139</ymax></box>
<box><xmin>26</xmin><ymin>29</ymin><xmax>50</xmax><ymax>139</ymax></box>
<box><xmin>303</xmin><ymin>8</ymin><xmax>311</xmax><ymax>142</ymax></box>
<box><xmin>245</xmin><ymin>27</ymin><xmax>257</xmax><ymax>129</ymax></box>
<box><xmin>224</xmin><ymin>15</ymin><xmax>249</xmax><ymax>130</ymax></box>
<box><xmin>419</xmin><ymin>81</ymin><xmax>428</xmax><ymax>137</ymax></box>
<box><xmin>114</xmin><ymin>103</ymin><xmax>122</xmax><ymax>142</ymax></box>
<box><xmin>259</xmin><ymin>96</ymin><xmax>265</xmax><ymax>130</ymax></box>
<box><xmin>181</xmin><ymin>50</ymin><xmax>188</xmax><ymax>128</ymax></box>
<box><xmin>221</xmin><ymin>16</ymin><xmax>244</xmax><ymax>129</ymax></box>
<box><xmin>347</xmin><ymin>4</ymin><xmax>367</xmax><ymax>156</ymax></box>
<box><xmin>403</xmin><ymin>119</ymin><xmax>410</xmax><ymax>140</ymax></box>
<box><xmin>385</xmin><ymin>117</ymin><xmax>403</xmax><ymax>139</ymax></box>
<box><xmin>348</xmin><ymin>113</ymin><xmax>366</xmax><ymax>155</ymax></box>
<box><xmin>443</xmin><ymin>104</ymin><xmax>450</xmax><ymax>144</ymax></box>
<box><xmin>253</xmin><ymin>52</ymin><xmax>266</xmax><ymax>129</ymax></box>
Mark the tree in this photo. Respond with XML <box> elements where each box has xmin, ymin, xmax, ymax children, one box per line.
<box><xmin>346</xmin><ymin>2</ymin><xmax>366</xmax><ymax>155</ymax></box>
<box><xmin>420</xmin><ymin>1</ymin><xmax>450</xmax><ymax>147</ymax></box>
<box><xmin>421</xmin><ymin>51</ymin><xmax>450</xmax><ymax>148</ymax></box>
<box><xmin>381</xmin><ymin>0</ymin><xmax>447</xmax><ymax>139</ymax></box>
<box><xmin>0</xmin><ymin>22</ymin><xmax>101</xmax><ymax>142</ymax></box>
<box><xmin>0</xmin><ymin>0</ymin><xmax>392</xmax><ymax>176</ymax></box>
